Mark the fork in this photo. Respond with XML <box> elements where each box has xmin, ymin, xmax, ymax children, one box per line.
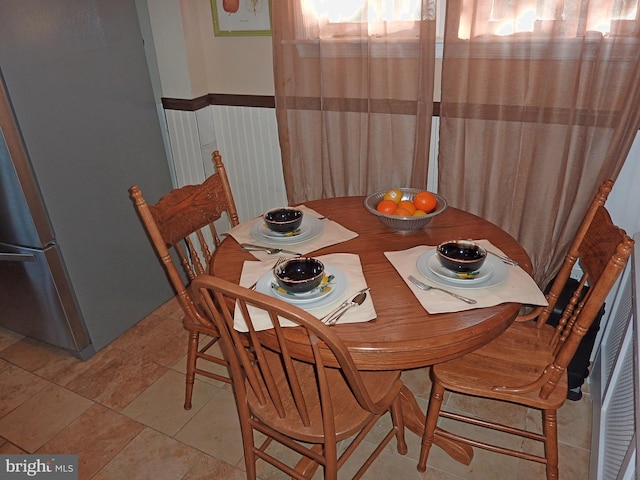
<box><xmin>249</xmin><ymin>257</ymin><xmax>287</xmax><ymax>290</ymax></box>
<box><xmin>407</xmin><ymin>275</ymin><xmax>477</xmax><ymax>304</ymax></box>
<box><xmin>487</xmin><ymin>251</ymin><xmax>519</xmax><ymax>266</ymax></box>
<box><xmin>240</xmin><ymin>243</ymin><xmax>302</xmax><ymax>256</ymax></box>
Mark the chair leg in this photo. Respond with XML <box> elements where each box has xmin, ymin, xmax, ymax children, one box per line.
<box><xmin>184</xmin><ymin>330</ymin><xmax>199</xmax><ymax>410</ymax></box>
<box><xmin>240</xmin><ymin>424</ymin><xmax>257</xmax><ymax>480</ymax></box>
<box><xmin>390</xmin><ymin>394</ymin><xmax>408</xmax><ymax>455</ymax></box>
<box><xmin>324</xmin><ymin>431</ymin><xmax>338</xmax><ymax>479</ymax></box>
<box><xmin>543</xmin><ymin>409</ymin><xmax>559</xmax><ymax>480</ymax></box>
<box><xmin>417</xmin><ymin>381</ymin><xmax>446</xmax><ymax>472</ymax></box>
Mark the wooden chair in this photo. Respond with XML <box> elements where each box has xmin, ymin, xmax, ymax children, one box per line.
<box><xmin>417</xmin><ymin>180</ymin><xmax>634</xmax><ymax>479</ymax></box>
<box><xmin>129</xmin><ymin>150</ymin><xmax>239</xmax><ymax>410</ymax></box>
<box><xmin>193</xmin><ymin>275</ymin><xmax>408</xmax><ymax>480</ymax></box>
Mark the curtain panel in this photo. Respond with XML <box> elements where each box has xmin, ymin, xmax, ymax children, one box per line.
<box><xmin>438</xmin><ymin>0</ymin><xmax>640</xmax><ymax>286</ymax></box>
<box><xmin>272</xmin><ymin>1</ymin><xmax>437</xmax><ymax>204</ymax></box>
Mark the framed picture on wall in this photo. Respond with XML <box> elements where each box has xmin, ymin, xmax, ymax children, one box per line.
<box><xmin>211</xmin><ymin>0</ymin><xmax>272</xmax><ymax>37</ymax></box>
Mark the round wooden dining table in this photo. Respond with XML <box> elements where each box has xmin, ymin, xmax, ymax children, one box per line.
<box><xmin>210</xmin><ymin>195</ymin><xmax>534</xmax><ymax>464</ymax></box>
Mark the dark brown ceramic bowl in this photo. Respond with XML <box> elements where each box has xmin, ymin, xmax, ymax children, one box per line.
<box><xmin>437</xmin><ymin>240</ymin><xmax>487</xmax><ymax>273</ymax></box>
<box><xmin>263</xmin><ymin>207</ymin><xmax>303</xmax><ymax>233</ymax></box>
<box><xmin>274</xmin><ymin>257</ymin><xmax>325</xmax><ymax>293</ymax></box>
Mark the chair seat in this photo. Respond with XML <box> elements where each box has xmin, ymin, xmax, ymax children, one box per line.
<box><xmin>489</xmin><ymin>320</ymin><xmax>557</xmax><ymax>366</ymax></box>
<box><xmin>433</xmin><ymin>321</ymin><xmax>567</xmax><ymax>410</ymax></box>
<box><xmin>249</xmin><ymin>349</ymin><xmax>402</xmax><ymax>443</ymax></box>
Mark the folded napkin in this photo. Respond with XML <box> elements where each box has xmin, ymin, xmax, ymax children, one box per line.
<box><xmin>234</xmin><ymin>252</ymin><xmax>376</xmax><ymax>332</ymax></box>
<box><xmin>226</xmin><ymin>205</ymin><xmax>358</xmax><ymax>260</ymax></box>
<box><xmin>384</xmin><ymin>240</ymin><xmax>547</xmax><ymax>314</ymax></box>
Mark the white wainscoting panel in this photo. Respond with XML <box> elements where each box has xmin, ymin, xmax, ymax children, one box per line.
<box><xmin>163</xmin><ymin>105</ymin><xmax>287</xmax><ymax>230</ymax></box>
<box><xmin>164</xmin><ymin>109</ymin><xmax>205</xmax><ymax>189</ymax></box>
<box><xmin>210</xmin><ymin>105</ymin><xmax>287</xmax><ymax>222</ymax></box>
<box><xmin>590</xmin><ymin>232</ymin><xmax>639</xmax><ymax>479</ymax></box>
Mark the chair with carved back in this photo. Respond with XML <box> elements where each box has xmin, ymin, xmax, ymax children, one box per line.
<box><xmin>129</xmin><ymin>150</ymin><xmax>239</xmax><ymax>409</ymax></box>
<box><xmin>417</xmin><ymin>179</ymin><xmax>634</xmax><ymax>479</ymax></box>
<box><xmin>193</xmin><ymin>274</ymin><xmax>408</xmax><ymax>480</ymax></box>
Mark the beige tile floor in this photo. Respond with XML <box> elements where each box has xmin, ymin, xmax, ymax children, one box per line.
<box><xmin>0</xmin><ymin>297</ymin><xmax>592</xmax><ymax>479</ymax></box>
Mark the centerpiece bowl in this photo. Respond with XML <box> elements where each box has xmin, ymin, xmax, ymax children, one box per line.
<box><xmin>364</xmin><ymin>188</ymin><xmax>447</xmax><ymax>232</ymax></box>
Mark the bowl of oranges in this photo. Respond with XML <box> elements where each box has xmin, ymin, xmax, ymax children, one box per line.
<box><xmin>364</xmin><ymin>188</ymin><xmax>447</xmax><ymax>232</ymax></box>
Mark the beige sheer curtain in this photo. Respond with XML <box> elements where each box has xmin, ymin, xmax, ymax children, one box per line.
<box><xmin>272</xmin><ymin>1</ymin><xmax>437</xmax><ymax>204</ymax></box>
<box><xmin>438</xmin><ymin>0</ymin><xmax>640</xmax><ymax>286</ymax></box>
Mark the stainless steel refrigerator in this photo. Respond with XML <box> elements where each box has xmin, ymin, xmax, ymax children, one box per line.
<box><xmin>0</xmin><ymin>0</ymin><xmax>175</xmax><ymax>358</ymax></box>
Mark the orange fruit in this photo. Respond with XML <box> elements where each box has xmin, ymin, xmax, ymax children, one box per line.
<box><xmin>392</xmin><ymin>207</ymin><xmax>412</xmax><ymax>217</ymax></box>
<box><xmin>413</xmin><ymin>191</ymin><xmax>437</xmax><ymax>213</ymax></box>
<box><xmin>376</xmin><ymin>199</ymin><xmax>397</xmax><ymax>215</ymax></box>
<box><xmin>413</xmin><ymin>209</ymin><xmax>427</xmax><ymax>217</ymax></box>
<box><xmin>383</xmin><ymin>189</ymin><xmax>403</xmax><ymax>204</ymax></box>
<box><xmin>398</xmin><ymin>200</ymin><xmax>416</xmax><ymax>214</ymax></box>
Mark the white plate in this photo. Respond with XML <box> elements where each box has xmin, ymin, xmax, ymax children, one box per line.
<box><xmin>255</xmin><ymin>265</ymin><xmax>348</xmax><ymax>310</ymax></box>
<box><xmin>258</xmin><ymin>222</ymin><xmax>312</xmax><ymax>241</ymax></box>
<box><xmin>251</xmin><ymin>215</ymin><xmax>324</xmax><ymax>245</ymax></box>
<box><xmin>417</xmin><ymin>249</ymin><xmax>507</xmax><ymax>289</ymax></box>
<box><xmin>428</xmin><ymin>252</ymin><xmax>493</xmax><ymax>284</ymax></box>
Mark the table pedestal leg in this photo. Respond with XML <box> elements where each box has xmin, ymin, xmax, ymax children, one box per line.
<box><xmin>400</xmin><ymin>385</ymin><xmax>473</xmax><ymax>465</ymax></box>
<box><xmin>293</xmin><ymin>445</ymin><xmax>322</xmax><ymax>478</ymax></box>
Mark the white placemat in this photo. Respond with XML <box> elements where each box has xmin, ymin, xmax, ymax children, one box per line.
<box><xmin>234</xmin><ymin>253</ymin><xmax>376</xmax><ymax>331</ymax></box>
<box><xmin>384</xmin><ymin>240</ymin><xmax>548</xmax><ymax>314</ymax></box>
<box><xmin>226</xmin><ymin>205</ymin><xmax>358</xmax><ymax>260</ymax></box>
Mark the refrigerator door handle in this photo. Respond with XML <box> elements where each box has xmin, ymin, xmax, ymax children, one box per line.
<box><xmin>0</xmin><ymin>252</ymin><xmax>36</xmax><ymax>262</ymax></box>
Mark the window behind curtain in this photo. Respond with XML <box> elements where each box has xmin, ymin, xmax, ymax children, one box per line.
<box><xmin>297</xmin><ymin>0</ymin><xmax>435</xmax><ymax>37</ymax></box>
<box><xmin>454</xmin><ymin>0</ymin><xmax>639</xmax><ymax>39</ymax></box>
<box><xmin>297</xmin><ymin>0</ymin><xmax>638</xmax><ymax>40</ymax></box>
